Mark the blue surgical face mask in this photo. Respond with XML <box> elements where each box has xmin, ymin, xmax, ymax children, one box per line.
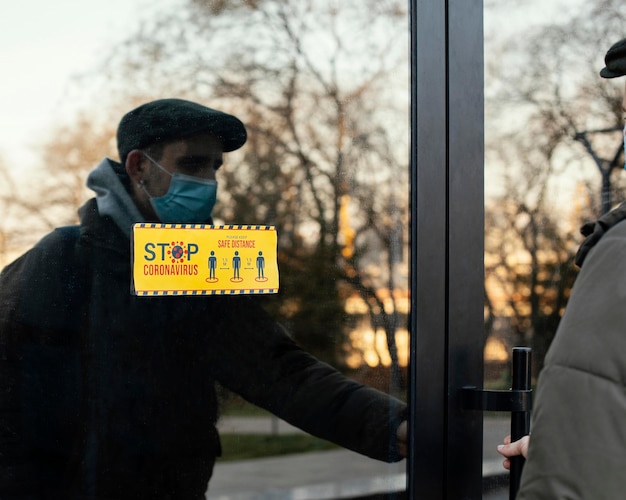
<box><xmin>142</xmin><ymin>153</ymin><xmax>218</xmax><ymax>223</ymax></box>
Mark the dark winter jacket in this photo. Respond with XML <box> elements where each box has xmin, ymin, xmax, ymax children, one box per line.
<box><xmin>517</xmin><ymin>201</ymin><xmax>626</xmax><ymax>499</ymax></box>
<box><xmin>0</xmin><ymin>159</ymin><xmax>406</xmax><ymax>499</ymax></box>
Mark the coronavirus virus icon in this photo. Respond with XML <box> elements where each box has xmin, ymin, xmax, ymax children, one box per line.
<box><xmin>168</xmin><ymin>241</ymin><xmax>187</xmax><ymax>263</ymax></box>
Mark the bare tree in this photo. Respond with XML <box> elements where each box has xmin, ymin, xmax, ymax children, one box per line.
<box><xmin>484</xmin><ymin>0</ymin><xmax>626</xmax><ymax>371</ymax></box>
<box><xmin>485</xmin><ymin>197</ymin><xmax>581</xmax><ymax>374</ymax></box>
<box><xmin>0</xmin><ymin>0</ymin><xmax>408</xmax><ymax>381</ymax></box>
<box><xmin>90</xmin><ymin>0</ymin><xmax>410</xmax><ymax>375</ymax></box>
<box><xmin>0</xmin><ymin>154</ymin><xmax>65</xmax><ymax>260</ymax></box>
<box><xmin>487</xmin><ymin>0</ymin><xmax>626</xmax><ymax>216</ymax></box>
<box><xmin>38</xmin><ymin>114</ymin><xmax>119</xmax><ymax>222</ymax></box>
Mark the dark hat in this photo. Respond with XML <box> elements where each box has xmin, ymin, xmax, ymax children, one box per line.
<box><xmin>600</xmin><ymin>38</ymin><xmax>626</xmax><ymax>78</ymax></box>
<box><xmin>117</xmin><ymin>98</ymin><xmax>247</xmax><ymax>162</ymax></box>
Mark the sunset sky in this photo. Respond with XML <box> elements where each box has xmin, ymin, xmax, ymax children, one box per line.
<box><xmin>0</xmin><ymin>0</ymin><xmax>179</xmax><ymax>171</ymax></box>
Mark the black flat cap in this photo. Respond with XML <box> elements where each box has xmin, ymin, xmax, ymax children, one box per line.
<box><xmin>117</xmin><ymin>98</ymin><xmax>247</xmax><ymax>163</ymax></box>
<box><xmin>600</xmin><ymin>38</ymin><xmax>626</xmax><ymax>78</ymax></box>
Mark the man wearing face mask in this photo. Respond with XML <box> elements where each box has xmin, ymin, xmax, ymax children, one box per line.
<box><xmin>0</xmin><ymin>98</ymin><xmax>407</xmax><ymax>499</ymax></box>
<box><xmin>496</xmin><ymin>38</ymin><xmax>626</xmax><ymax>499</ymax></box>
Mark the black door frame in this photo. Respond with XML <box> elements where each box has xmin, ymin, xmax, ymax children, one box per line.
<box><xmin>408</xmin><ymin>0</ymin><xmax>485</xmax><ymax>497</ymax></box>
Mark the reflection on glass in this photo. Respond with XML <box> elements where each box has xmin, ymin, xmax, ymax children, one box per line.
<box><xmin>0</xmin><ymin>0</ymin><xmax>410</xmax><ymax>498</ymax></box>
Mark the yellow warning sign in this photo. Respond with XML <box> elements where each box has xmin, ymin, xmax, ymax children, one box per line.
<box><xmin>132</xmin><ymin>224</ymin><xmax>279</xmax><ymax>296</ymax></box>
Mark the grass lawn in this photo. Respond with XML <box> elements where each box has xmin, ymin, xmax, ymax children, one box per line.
<box><xmin>217</xmin><ymin>394</ymin><xmax>339</xmax><ymax>461</ymax></box>
<box><xmin>220</xmin><ymin>394</ymin><xmax>273</xmax><ymax>417</ymax></box>
<box><xmin>215</xmin><ymin>387</ymin><xmax>405</xmax><ymax>462</ymax></box>
<box><xmin>218</xmin><ymin>434</ymin><xmax>339</xmax><ymax>462</ymax></box>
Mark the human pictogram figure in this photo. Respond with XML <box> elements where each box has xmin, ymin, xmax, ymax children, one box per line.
<box><xmin>207</xmin><ymin>250</ymin><xmax>217</xmax><ymax>281</ymax></box>
<box><xmin>232</xmin><ymin>251</ymin><xmax>241</xmax><ymax>280</ymax></box>
<box><xmin>256</xmin><ymin>251</ymin><xmax>266</xmax><ymax>281</ymax></box>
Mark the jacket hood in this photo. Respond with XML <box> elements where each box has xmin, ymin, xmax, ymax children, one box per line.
<box><xmin>575</xmin><ymin>200</ymin><xmax>626</xmax><ymax>267</ymax></box>
<box><xmin>86</xmin><ymin>158</ymin><xmax>145</xmax><ymax>238</ymax></box>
